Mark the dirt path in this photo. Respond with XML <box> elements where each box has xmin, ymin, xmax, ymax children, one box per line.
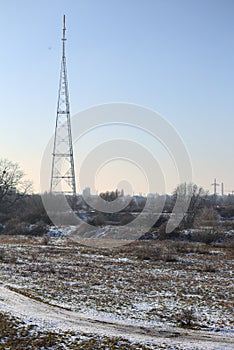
<box><xmin>0</xmin><ymin>285</ymin><xmax>233</xmax><ymax>349</ymax></box>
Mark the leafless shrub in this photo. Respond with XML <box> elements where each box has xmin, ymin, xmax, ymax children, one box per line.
<box><xmin>176</xmin><ymin>307</ymin><xmax>197</xmax><ymax>328</ymax></box>
<box><xmin>4</xmin><ymin>218</ymin><xmax>28</xmax><ymax>235</ymax></box>
<box><xmin>30</xmin><ymin>251</ymin><xmax>38</xmax><ymax>262</ymax></box>
<box><xmin>93</xmin><ymin>213</ymin><xmax>106</xmax><ymax>226</ymax></box>
<box><xmin>163</xmin><ymin>253</ymin><xmax>178</xmax><ymax>262</ymax></box>
<box><xmin>119</xmin><ymin>213</ymin><xmax>134</xmax><ymax>225</ymax></box>
<box><xmin>158</xmin><ymin>223</ymin><xmax>171</xmax><ymax>240</ymax></box>
<box><xmin>191</xmin><ymin>229</ymin><xmax>225</xmax><ymax>244</ymax></box>
<box><xmin>116</xmin><ymin>241</ymin><xmax>160</xmax><ymax>260</ymax></box>
<box><xmin>221</xmin><ymin>236</ymin><xmax>234</xmax><ymax>250</ymax></box>
<box><xmin>194</xmin><ymin>207</ymin><xmax>218</xmax><ymax>229</ymax></box>
<box><xmin>141</xmin><ymin>246</ymin><xmax>162</xmax><ymax>261</ymax></box>
<box><xmin>42</xmin><ymin>235</ymin><xmax>50</xmax><ymax>245</ymax></box>
<box><xmin>202</xmin><ymin>263</ymin><xmax>217</xmax><ymax>273</ymax></box>
<box><xmin>18</xmin><ymin>194</ymin><xmax>51</xmax><ymax>224</ymax></box>
<box><xmin>172</xmin><ymin>240</ymin><xmax>209</xmax><ymax>254</ymax></box>
<box><xmin>28</xmin><ymin>221</ymin><xmax>48</xmax><ymax>236</ymax></box>
<box><xmin>0</xmin><ymin>248</ymin><xmax>5</xmax><ymax>261</ymax></box>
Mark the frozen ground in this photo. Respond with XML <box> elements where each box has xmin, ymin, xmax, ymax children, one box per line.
<box><xmin>0</xmin><ymin>234</ymin><xmax>233</xmax><ymax>349</ymax></box>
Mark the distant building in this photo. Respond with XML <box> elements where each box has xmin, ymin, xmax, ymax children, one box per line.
<box><xmin>147</xmin><ymin>193</ymin><xmax>158</xmax><ymax>198</ymax></box>
<box><xmin>82</xmin><ymin>187</ymin><xmax>91</xmax><ymax>198</ymax></box>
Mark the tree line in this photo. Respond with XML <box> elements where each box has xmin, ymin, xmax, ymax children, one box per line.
<box><xmin>1</xmin><ymin>157</ymin><xmax>234</xmax><ymax>243</ymax></box>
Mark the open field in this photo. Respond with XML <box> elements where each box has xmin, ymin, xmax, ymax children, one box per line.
<box><xmin>0</xmin><ymin>235</ymin><xmax>233</xmax><ymax>349</ymax></box>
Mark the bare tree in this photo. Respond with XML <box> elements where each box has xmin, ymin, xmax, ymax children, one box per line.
<box><xmin>99</xmin><ymin>190</ymin><xmax>119</xmax><ymax>202</ymax></box>
<box><xmin>173</xmin><ymin>182</ymin><xmax>208</xmax><ymax>229</ymax></box>
<box><xmin>0</xmin><ymin>158</ymin><xmax>32</xmax><ymax>211</ymax></box>
<box><xmin>194</xmin><ymin>207</ymin><xmax>218</xmax><ymax>229</ymax></box>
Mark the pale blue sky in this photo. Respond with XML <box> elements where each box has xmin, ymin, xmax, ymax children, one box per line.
<box><xmin>0</xmin><ymin>0</ymin><xmax>234</xmax><ymax>194</ymax></box>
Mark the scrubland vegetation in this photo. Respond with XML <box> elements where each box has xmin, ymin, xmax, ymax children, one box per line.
<box><xmin>0</xmin><ymin>159</ymin><xmax>234</xmax><ymax>349</ymax></box>
<box><xmin>0</xmin><ymin>235</ymin><xmax>233</xmax><ymax>349</ymax></box>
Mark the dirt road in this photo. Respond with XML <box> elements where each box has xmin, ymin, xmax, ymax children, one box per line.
<box><xmin>0</xmin><ymin>285</ymin><xmax>233</xmax><ymax>349</ymax></box>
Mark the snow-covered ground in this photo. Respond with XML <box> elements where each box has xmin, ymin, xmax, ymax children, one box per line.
<box><xmin>0</xmin><ymin>235</ymin><xmax>233</xmax><ymax>349</ymax></box>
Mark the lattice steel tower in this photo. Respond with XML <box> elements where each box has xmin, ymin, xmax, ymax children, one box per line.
<box><xmin>50</xmin><ymin>15</ymin><xmax>76</xmax><ymax>196</ymax></box>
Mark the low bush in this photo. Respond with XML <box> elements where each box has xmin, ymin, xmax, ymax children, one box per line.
<box><xmin>190</xmin><ymin>229</ymin><xmax>225</xmax><ymax>244</ymax></box>
<box><xmin>4</xmin><ymin>219</ymin><xmax>48</xmax><ymax>236</ymax></box>
<box><xmin>4</xmin><ymin>218</ymin><xmax>28</xmax><ymax>235</ymax></box>
<box><xmin>176</xmin><ymin>307</ymin><xmax>198</xmax><ymax>328</ymax></box>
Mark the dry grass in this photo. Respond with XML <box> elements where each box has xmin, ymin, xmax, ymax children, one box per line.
<box><xmin>0</xmin><ymin>311</ymin><xmax>155</xmax><ymax>349</ymax></box>
<box><xmin>0</xmin><ymin>235</ymin><xmax>233</xmax><ymax>334</ymax></box>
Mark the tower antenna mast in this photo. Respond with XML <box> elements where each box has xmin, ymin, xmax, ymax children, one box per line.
<box><xmin>50</xmin><ymin>15</ymin><xmax>76</xmax><ymax>196</ymax></box>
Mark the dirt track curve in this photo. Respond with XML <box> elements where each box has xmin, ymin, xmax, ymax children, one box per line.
<box><xmin>0</xmin><ymin>285</ymin><xmax>233</xmax><ymax>349</ymax></box>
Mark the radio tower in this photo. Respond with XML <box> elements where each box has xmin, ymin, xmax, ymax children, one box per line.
<box><xmin>50</xmin><ymin>15</ymin><xmax>76</xmax><ymax>196</ymax></box>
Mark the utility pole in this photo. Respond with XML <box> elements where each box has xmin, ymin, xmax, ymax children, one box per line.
<box><xmin>50</xmin><ymin>15</ymin><xmax>76</xmax><ymax>196</ymax></box>
<box><xmin>211</xmin><ymin>178</ymin><xmax>219</xmax><ymax>197</ymax></box>
<box><xmin>221</xmin><ymin>182</ymin><xmax>224</xmax><ymax>196</ymax></box>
